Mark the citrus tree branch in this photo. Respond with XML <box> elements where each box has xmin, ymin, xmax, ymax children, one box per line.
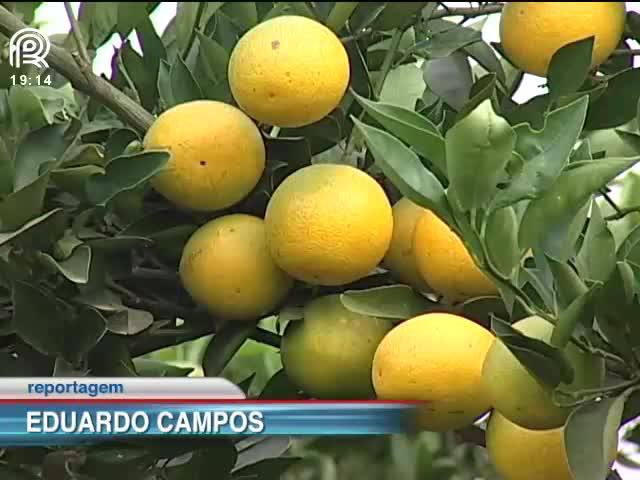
<box><xmin>0</xmin><ymin>4</ymin><xmax>155</xmax><ymax>133</ymax></box>
<box><xmin>431</xmin><ymin>3</ymin><xmax>504</xmax><ymax>20</ymax></box>
<box><xmin>612</xmin><ymin>49</ymin><xmax>640</xmax><ymax>57</ymax></box>
<box><xmin>129</xmin><ymin>323</ymin><xmax>281</xmax><ymax>357</ymax></box>
<box><xmin>606</xmin><ymin>205</ymin><xmax>640</xmax><ymax>221</ymax></box>
<box><xmin>63</xmin><ymin>2</ymin><xmax>91</xmax><ymax>66</ymax></box>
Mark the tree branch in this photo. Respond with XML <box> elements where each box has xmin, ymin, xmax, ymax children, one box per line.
<box><xmin>63</xmin><ymin>2</ymin><xmax>91</xmax><ymax>67</ymax></box>
<box><xmin>611</xmin><ymin>49</ymin><xmax>640</xmax><ymax>57</ymax></box>
<box><xmin>430</xmin><ymin>3</ymin><xmax>504</xmax><ymax>20</ymax></box>
<box><xmin>0</xmin><ymin>5</ymin><xmax>155</xmax><ymax>133</ymax></box>
<box><xmin>129</xmin><ymin>324</ymin><xmax>281</xmax><ymax>357</ymax></box>
<box><xmin>605</xmin><ymin>206</ymin><xmax>640</xmax><ymax>221</ymax></box>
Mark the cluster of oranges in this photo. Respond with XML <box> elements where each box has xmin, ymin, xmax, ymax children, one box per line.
<box><xmin>140</xmin><ymin>4</ymin><xmax>629</xmax><ymax>478</ymax></box>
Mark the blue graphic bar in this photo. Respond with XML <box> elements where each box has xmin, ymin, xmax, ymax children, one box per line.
<box><xmin>0</xmin><ymin>402</ymin><xmax>418</xmax><ymax>445</ymax></box>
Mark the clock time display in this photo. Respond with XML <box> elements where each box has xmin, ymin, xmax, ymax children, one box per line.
<box><xmin>10</xmin><ymin>74</ymin><xmax>52</xmax><ymax>86</ymax></box>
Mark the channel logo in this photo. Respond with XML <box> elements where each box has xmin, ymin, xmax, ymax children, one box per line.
<box><xmin>9</xmin><ymin>27</ymin><xmax>50</xmax><ymax>69</ymax></box>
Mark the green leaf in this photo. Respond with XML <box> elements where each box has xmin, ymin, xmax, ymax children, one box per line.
<box><xmin>75</xmin><ymin>288</ymin><xmax>123</xmax><ymax>312</ymax></box>
<box><xmin>415</xmin><ymin>20</ymin><xmax>482</xmax><ymax>58</ymax></box>
<box><xmin>8</xmin><ymin>86</ymin><xmax>66</xmax><ymax>130</ymax></box>
<box><xmin>379</xmin><ymin>63</ymin><xmax>426</xmax><ymax>110</ymax></box>
<box><xmin>491</xmin><ymin>316</ymin><xmax>574</xmax><ymax>388</ymax></box>
<box><xmin>77</xmin><ymin>2</ymin><xmax>119</xmax><ymax>48</ymax></box>
<box><xmin>259</xmin><ymin>369</ymin><xmax>301</xmax><ymax>399</ymax></box>
<box><xmin>348</xmin><ymin>2</ymin><xmax>385</xmax><ymax>31</ymax></box>
<box><xmin>576</xmin><ymin>202</ymin><xmax>616</xmax><ymax>282</ymax></box>
<box><xmin>352</xmin><ymin>91</ymin><xmax>446</xmax><ymax>176</ymax></box>
<box><xmin>585</xmin><ymin>68</ymin><xmax>640</xmax><ymax>130</ymax></box>
<box><xmin>221</xmin><ymin>2</ymin><xmax>258</xmax><ymax>31</ymax></box>
<box><xmin>485</xmin><ymin>206</ymin><xmax>520</xmax><ymax>279</ymax></box>
<box><xmin>158</xmin><ymin>59</ymin><xmax>175</xmax><ymax>109</ymax></box>
<box><xmin>14</xmin><ymin>124</ymin><xmax>69</xmax><ymax>190</ymax></box>
<box><xmin>0</xmin><ymin>465</ymin><xmax>39</xmax><ymax>480</ymax></box>
<box><xmin>38</xmin><ymin>245</ymin><xmax>92</xmax><ymax>284</ymax></box>
<box><xmin>171</xmin><ymin>55</ymin><xmax>204</xmax><ymax>104</ymax></box>
<box><xmin>52</xmin><ymin>165</ymin><xmax>105</xmax><ymax>200</ymax></box>
<box><xmin>372</xmin><ymin>2</ymin><xmax>425</xmax><ymax>30</ymax></box>
<box><xmin>195</xmin><ymin>31</ymin><xmax>231</xmax><ymax>101</ymax></box>
<box><xmin>166</xmin><ymin>446</ymin><xmax>238</xmax><ymax>480</ymax></box>
<box><xmin>133</xmin><ymin>359</ymin><xmax>194</xmax><ymax>377</ymax></box>
<box><xmin>83</xmin><ymin>445</ymin><xmax>153</xmax><ymax>480</ymax></box>
<box><xmin>106</xmin><ymin>308</ymin><xmax>153</xmax><ymax>335</ymax></box>
<box><xmin>232</xmin><ymin>458</ymin><xmax>299</xmax><ymax>480</ymax></box>
<box><xmin>446</xmin><ymin>99</ymin><xmax>516</xmax><ymax>211</ymax></box>
<box><xmin>0</xmin><ymin>136</ymin><xmax>13</xmax><ymax>196</ymax></box>
<box><xmin>87</xmin><ymin>235</ymin><xmax>153</xmax><ymax>253</ymax></box>
<box><xmin>565</xmin><ymin>391</ymin><xmax>629</xmax><ymax>480</ymax></box>
<box><xmin>456</xmin><ymin>73</ymin><xmax>496</xmax><ymax>122</ymax></box>
<box><xmin>519</xmin><ymin>157</ymin><xmax>640</xmax><ymax>250</ymax></box>
<box><xmin>550</xmin><ymin>285</ymin><xmax>599</xmax><ymax>348</ymax></box>
<box><xmin>540</xmin><ymin>199</ymin><xmax>589</xmax><ymax>262</ymax></box>
<box><xmin>234</xmin><ymin>437</ymin><xmax>293</xmax><ymax>472</ymax></box>
<box><xmin>7</xmin><ymin>2</ymin><xmax>41</xmax><ymax>24</ymax></box>
<box><xmin>88</xmin><ymin>334</ymin><xmax>136</xmax><ymax>376</ymax></box>
<box><xmin>325</xmin><ymin>2</ymin><xmax>359</xmax><ymax>31</ymax></box>
<box><xmin>547</xmin><ymin>257</ymin><xmax>589</xmax><ymax>310</ymax></box>
<box><xmin>458</xmin><ymin>295</ymin><xmax>510</xmax><ymax>330</ymax></box>
<box><xmin>463</xmin><ymin>41</ymin><xmax>506</xmax><ymax>87</ymax></box>
<box><xmin>175</xmin><ymin>2</ymin><xmax>202</xmax><ymax>52</ymax></box>
<box><xmin>203</xmin><ymin>322</ymin><xmax>255</xmax><ymax>377</ymax></box>
<box><xmin>105</xmin><ymin>129</ymin><xmax>139</xmax><ymax>162</ymax></box>
<box><xmin>594</xmin><ymin>261</ymin><xmax>636</xmax><ymax>360</ymax></box>
<box><xmin>0</xmin><ymin>208</ymin><xmax>65</xmax><ymax>248</ymax></box>
<box><xmin>547</xmin><ymin>37</ymin><xmax>594</xmax><ymax>101</ymax></box>
<box><xmin>116</xmin><ymin>1</ymin><xmax>149</xmax><ymax>34</ymax></box>
<box><xmin>344</xmin><ymin>37</ymin><xmax>373</xmax><ymax>98</ymax></box>
<box><xmin>519</xmin><ymin>266</ymin><xmax>555</xmax><ymax>313</ymax></box>
<box><xmin>352</xmin><ymin>117</ymin><xmax>453</xmax><ymax>226</ymax></box>
<box><xmin>423</xmin><ymin>51</ymin><xmax>472</xmax><ymax>111</ymax></box>
<box><xmin>493</xmin><ymin>96</ymin><xmax>589</xmax><ymax>210</ymax></box>
<box><xmin>85</xmin><ymin>150</ymin><xmax>170</xmax><ymax>206</ymax></box>
<box><xmin>151</xmin><ymin>225</ymin><xmax>198</xmax><ymax>263</ymax></box>
<box><xmin>340</xmin><ymin>285</ymin><xmax>434</xmax><ymax>320</ymax></box>
<box><xmin>121</xmin><ymin>41</ymin><xmax>158</xmax><ymax>111</ymax></box>
<box><xmin>53</xmin><ymin>357</ymin><xmax>89</xmax><ymax>377</ymax></box>
<box><xmin>0</xmin><ymin>170</ymin><xmax>52</xmax><ymax>231</ymax></box>
<box><xmin>13</xmin><ymin>282</ymin><xmax>106</xmax><ymax>362</ymax></box>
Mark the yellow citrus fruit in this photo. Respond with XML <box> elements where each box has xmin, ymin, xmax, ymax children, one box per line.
<box><xmin>264</xmin><ymin>164</ymin><xmax>393</xmax><ymax>286</ymax></box>
<box><xmin>413</xmin><ymin>209</ymin><xmax>497</xmax><ymax>302</ymax></box>
<box><xmin>143</xmin><ymin>100</ymin><xmax>265</xmax><ymax>212</ymax></box>
<box><xmin>382</xmin><ymin>198</ymin><xmax>429</xmax><ymax>291</ymax></box>
<box><xmin>228</xmin><ymin>15</ymin><xmax>350</xmax><ymax>128</ymax></box>
<box><xmin>281</xmin><ymin>295</ymin><xmax>393</xmax><ymax>399</ymax></box>
<box><xmin>179</xmin><ymin>214</ymin><xmax>293</xmax><ymax>321</ymax></box>
<box><xmin>372</xmin><ymin>312</ymin><xmax>494</xmax><ymax>431</ymax></box>
<box><xmin>500</xmin><ymin>2</ymin><xmax>626</xmax><ymax>77</ymax></box>
<box><xmin>486</xmin><ymin>411</ymin><xmax>618</xmax><ymax>480</ymax></box>
<box><xmin>482</xmin><ymin>316</ymin><xmax>605</xmax><ymax>430</ymax></box>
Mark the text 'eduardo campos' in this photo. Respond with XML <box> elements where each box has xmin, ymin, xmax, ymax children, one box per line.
<box><xmin>27</xmin><ymin>410</ymin><xmax>265</xmax><ymax>434</ymax></box>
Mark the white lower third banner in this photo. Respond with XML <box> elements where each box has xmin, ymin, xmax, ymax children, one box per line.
<box><xmin>0</xmin><ymin>378</ymin><xmax>417</xmax><ymax>444</ymax></box>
